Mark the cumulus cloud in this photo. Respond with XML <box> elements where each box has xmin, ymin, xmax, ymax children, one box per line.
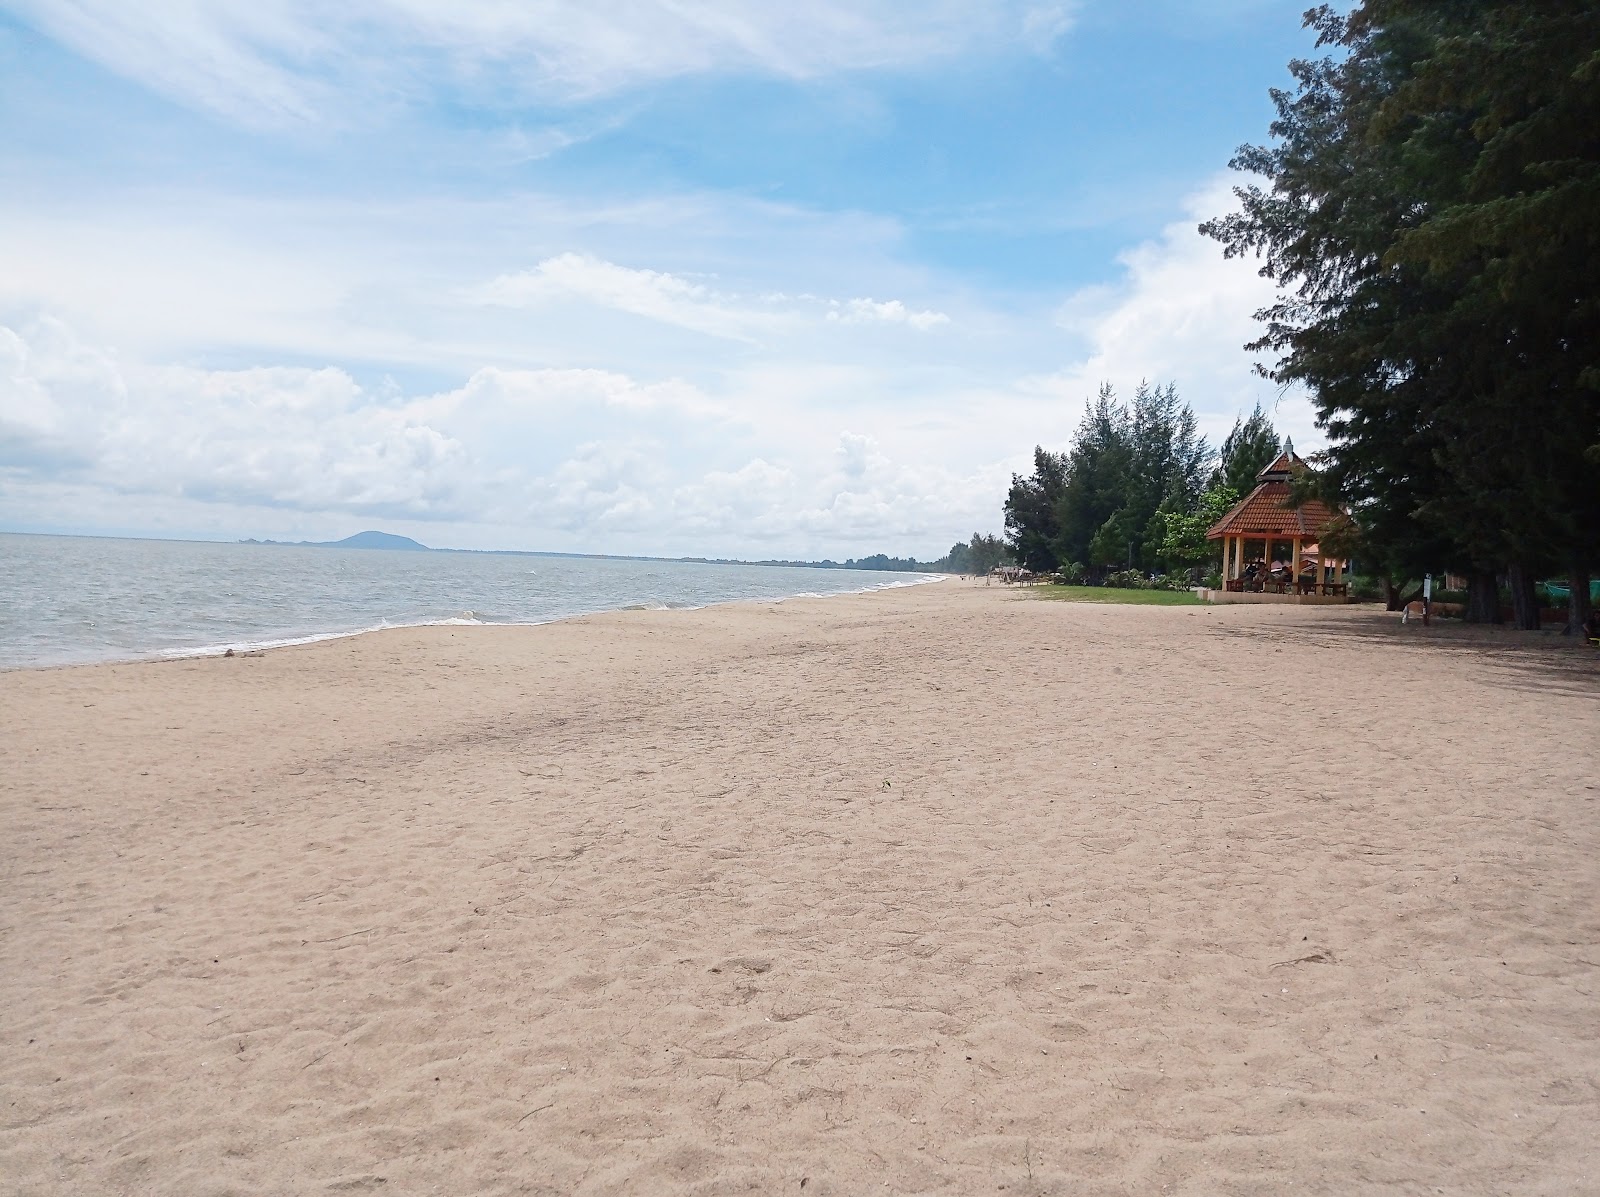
<box><xmin>0</xmin><ymin>316</ymin><xmax>1003</xmax><ymax>555</ymax></box>
<box><xmin>0</xmin><ymin>318</ymin><xmax>473</xmax><ymax>519</ymax></box>
<box><xmin>0</xmin><ymin>176</ymin><xmax>1313</xmax><ymax>557</ymax></box>
<box><xmin>8</xmin><ymin>0</ymin><xmax>1078</xmax><ymax>126</ymax></box>
<box><xmin>1037</xmin><ymin>177</ymin><xmax>1320</xmax><ymax>450</ymax></box>
<box><xmin>0</xmin><ymin>319</ymin><xmax>119</xmax><ymax>472</ymax></box>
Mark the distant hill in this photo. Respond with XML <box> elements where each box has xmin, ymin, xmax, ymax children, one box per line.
<box><xmin>328</xmin><ymin>531</ymin><xmax>429</xmax><ymax>550</ymax></box>
<box><xmin>241</xmin><ymin>530</ymin><xmax>430</xmax><ymax>551</ymax></box>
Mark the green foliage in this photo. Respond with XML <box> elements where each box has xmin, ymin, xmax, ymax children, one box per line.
<box><xmin>1348</xmin><ymin>575</ymin><xmax>1386</xmax><ymax>604</ymax></box>
<box><xmin>1003</xmin><ymin>446</ymin><xmax>1069</xmax><ymax>571</ymax></box>
<box><xmin>934</xmin><ymin>532</ymin><xmax>1011</xmax><ymax>575</ymax></box>
<box><xmin>1202</xmin><ymin>1</ymin><xmax>1600</xmax><ymax>627</ymax></box>
<box><xmin>1004</xmin><ymin>381</ymin><xmax>1222</xmax><ymax>575</ymax></box>
<box><xmin>1214</xmin><ymin>406</ymin><xmax>1282</xmax><ymax>496</ymax></box>
<box><xmin>1157</xmin><ymin>484</ymin><xmax>1240</xmax><ymax>571</ymax></box>
<box><xmin>1088</xmin><ymin>509</ymin><xmax>1140</xmax><ymax>569</ymax></box>
<box><xmin>844</xmin><ymin>553</ymin><xmax>923</xmax><ymax>572</ymax></box>
<box><xmin>1101</xmin><ymin>568</ymin><xmax>1147</xmax><ymax>589</ymax></box>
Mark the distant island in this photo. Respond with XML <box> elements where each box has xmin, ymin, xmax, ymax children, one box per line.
<box><xmin>240</xmin><ymin>531</ymin><xmax>429</xmax><ymax>551</ymax></box>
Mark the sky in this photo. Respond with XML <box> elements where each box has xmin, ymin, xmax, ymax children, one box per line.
<box><xmin>0</xmin><ymin>0</ymin><xmax>1323</xmax><ymax>559</ymax></box>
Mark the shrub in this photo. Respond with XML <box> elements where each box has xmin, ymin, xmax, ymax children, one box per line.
<box><xmin>1349</xmin><ymin>574</ymin><xmax>1384</xmax><ymax>602</ymax></box>
<box><xmin>1102</xmin><ymin>568</ymin><xmax>1149</xmax><ymax>590</ymax></box>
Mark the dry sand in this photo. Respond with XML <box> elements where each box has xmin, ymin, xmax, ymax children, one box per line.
<box><xmin>3</xmin><ymin>582</ymin><xmax>1598</xmax><ymax>1195</ymax></box>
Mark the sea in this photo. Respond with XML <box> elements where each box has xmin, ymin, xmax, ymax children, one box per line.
<box><xmin>0</xmin><ymin>533</ymin><xmax>943</xmax><ymax>671</ymax></box>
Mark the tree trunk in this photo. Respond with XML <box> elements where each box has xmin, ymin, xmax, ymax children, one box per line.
<box><xmin>1507</xmin><ymin>561</ymin><xmax>1540</xmax><ymax>630</ymax></box>
<box><xmin>1465</xmin><ymin>570</ymin><xmax>1502</xmax><ymax>624</ymax></box>
<box><xmin>1380</xmin><ymin>578</ymin><xmax>1424</xmax><ymax>610</ymax></box>
<box><xmin>1567</xmin><ymin>568</ymin><xmax>1594</xmax><ymax>637</ymax></box>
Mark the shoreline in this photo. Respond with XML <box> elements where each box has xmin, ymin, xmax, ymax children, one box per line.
<box><xmin>4</xmin><ymin>584</ymin><xmax>1597</xmax><ymax>1194</ymax></box>
<box><xmin>0</xmin><ymin>570</ymin><xmax>949</xmax><ymax>675</ymax></box>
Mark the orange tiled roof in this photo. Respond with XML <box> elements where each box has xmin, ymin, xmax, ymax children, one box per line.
<box><xmin>1205</xmin><ymin>480</ymin><xmax>1342</xmax><ymax>540</ymax></box>
<box><xmin>1257</xmin><ymin>450</ymin><xmax>1301</xmax><ymax>479</ymax></box>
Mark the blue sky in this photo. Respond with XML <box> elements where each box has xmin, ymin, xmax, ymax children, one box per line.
<box><xmin>0</xmin><ymin>1</ymin><xmax>1321</xmax><ymax>558</ymax></box>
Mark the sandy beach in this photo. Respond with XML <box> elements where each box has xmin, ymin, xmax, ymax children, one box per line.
<box><xmin>3</xmin><ymin>582</ymin><xmax>1598</xmax><ymax>1195</ymax></box>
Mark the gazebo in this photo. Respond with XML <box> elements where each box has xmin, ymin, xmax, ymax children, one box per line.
<box><xmin>1204</xmin><ymin>452</ymin><xmax>1350</xmax><ymax>603</ymax></box>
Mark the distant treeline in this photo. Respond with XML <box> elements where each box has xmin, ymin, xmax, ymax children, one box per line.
<box><xmin>686</xmin><ymin>554</ymin><xmax>931</xmax><ymax>572</ymax></box>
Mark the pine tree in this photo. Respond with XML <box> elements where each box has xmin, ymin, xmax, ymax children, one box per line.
<box><xmin>1202</xmin><ymin>2</ymin><xmax>1600</xmax><ymax>629</ymax></box>
<box><xmin>1213</xmin><ymin>404</ymin><xmax>1282</xmax><ymax>496</ymax></box>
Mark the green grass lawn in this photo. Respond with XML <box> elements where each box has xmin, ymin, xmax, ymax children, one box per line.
<box><xmin>1025</xmin><ymin>584</ymin><xmax>1205</xmax><ymax>606</ymax></box>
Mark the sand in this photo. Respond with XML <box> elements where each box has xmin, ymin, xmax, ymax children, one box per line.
<box><xmin>2</xmin><ymin>582</ymin><xmax>1598</xmax><ymax>1195</ymax></box>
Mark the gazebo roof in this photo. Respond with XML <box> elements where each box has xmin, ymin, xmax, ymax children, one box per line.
<box><xmin>1206</xmin><ymin>452</ymin><xmax>1342</xmax><ymax>541</ymax></box>
<box><xmin>1206</xmin><ymin>482</ymin><xmax>1341</xmax><ymax>540</ymax></box>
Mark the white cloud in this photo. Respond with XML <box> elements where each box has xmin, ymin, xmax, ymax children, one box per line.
<box><xmin>0</xmin><ymin>319</ymin><xmax>117</xmax><ymax>471</ymax></box>
<box><xmin>0</xmin><ymin>316</ymin><xmax>1004</xmax><ymax>555</ymax></box>
<box><xmin>0</xmin><ymin>174</ymin><xmax>1316</xmax><ymax>557</ymax></box>
<box><xmin>473</xmin><ymin>254</ymin><xmax>776</xmax><ymax>342</ymax></box>
<box><xmin>827</xmin><ymin>297</ymin><xmax>950</xmax><ymax>331</ymax></box>
<box><xmin>7</xmin><ymin>0</ymin><xmax>1077</xmax><ymax>126</ymax></box>
<box><xmin>434</xmin><ymin>365</ymin><xmax>727</xmax><ymax>420</ymax></box>
<box><xmin>1</xmin><ymin>318</ymin><xmax>473</xmax><ymax>519</ymax></box>
<box><xmin>474</xmin><ymin>255</ymin><xmax>951</xmax><ymax>342</ymax></box>
<box><xmin>1038</xmin><ymin>177</ymin><xmax>1321</xmax><ymax>452</ymax></box>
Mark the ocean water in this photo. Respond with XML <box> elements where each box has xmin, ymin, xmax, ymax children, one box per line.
<box><xmin>0</xmin><ymin>533</ymin><xmax>942</xmax><ymax>670</ymax></box>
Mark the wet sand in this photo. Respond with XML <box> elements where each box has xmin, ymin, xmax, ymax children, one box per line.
<box><xmin>3</xmin><ymin>582</ymin><xmax>1598</xmax><ymax>1195</ymax></box>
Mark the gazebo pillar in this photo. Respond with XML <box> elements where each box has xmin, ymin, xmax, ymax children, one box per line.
<box><xmin>1292</xmin><ymin>536</ymin><xmax>1302</xmax><ymax>588</ymax></box>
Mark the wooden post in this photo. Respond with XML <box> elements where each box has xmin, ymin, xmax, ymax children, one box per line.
<box><xmin>1292</xmin><ymin>536</ymin><xmax>1302</xmax><ymax>594</ymax></box>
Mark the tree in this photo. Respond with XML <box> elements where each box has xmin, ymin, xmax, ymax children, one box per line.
<box><xmin>1214</xmin><ymin>405</ymin><xmax>1282</xmax><ymax>496</ymax></box>
<box><xmin>1158</xmin><ymin>484</ymin><xmax>1240</xmax><ymax>573</ymax></box>
<box><xmin>1003</xmin><ymin>447</ymin><xmax>1069</xmax><ymax>571</ymax></box>
<box><xmin>1055</xmin><ymin>382</ymin><xmax>1213</xmax><ymax>573</ymax></box>
<box><xmin>936</xmin><ymin>533</ymin><xmax>1010</xmax><ymax>575</ymax></box>
<box><xmin>1087</xmin><ymin>508</ymin><xmax>1139</xmax><ymax>570</ymax></box>
<box><xmin>1004</xmin><ymin>381</ymin><xmax>1216</xmax><ymax>580</ymax></box>
<box><xmin>967</xmin><ymin>532</ymin><xmax>1010</xmax><ymax>575</ymax></box>
<box><xmin>1202</xmin><ymin>2</ymin><xmax>1600</xmax><ymax>630</ymax></box>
